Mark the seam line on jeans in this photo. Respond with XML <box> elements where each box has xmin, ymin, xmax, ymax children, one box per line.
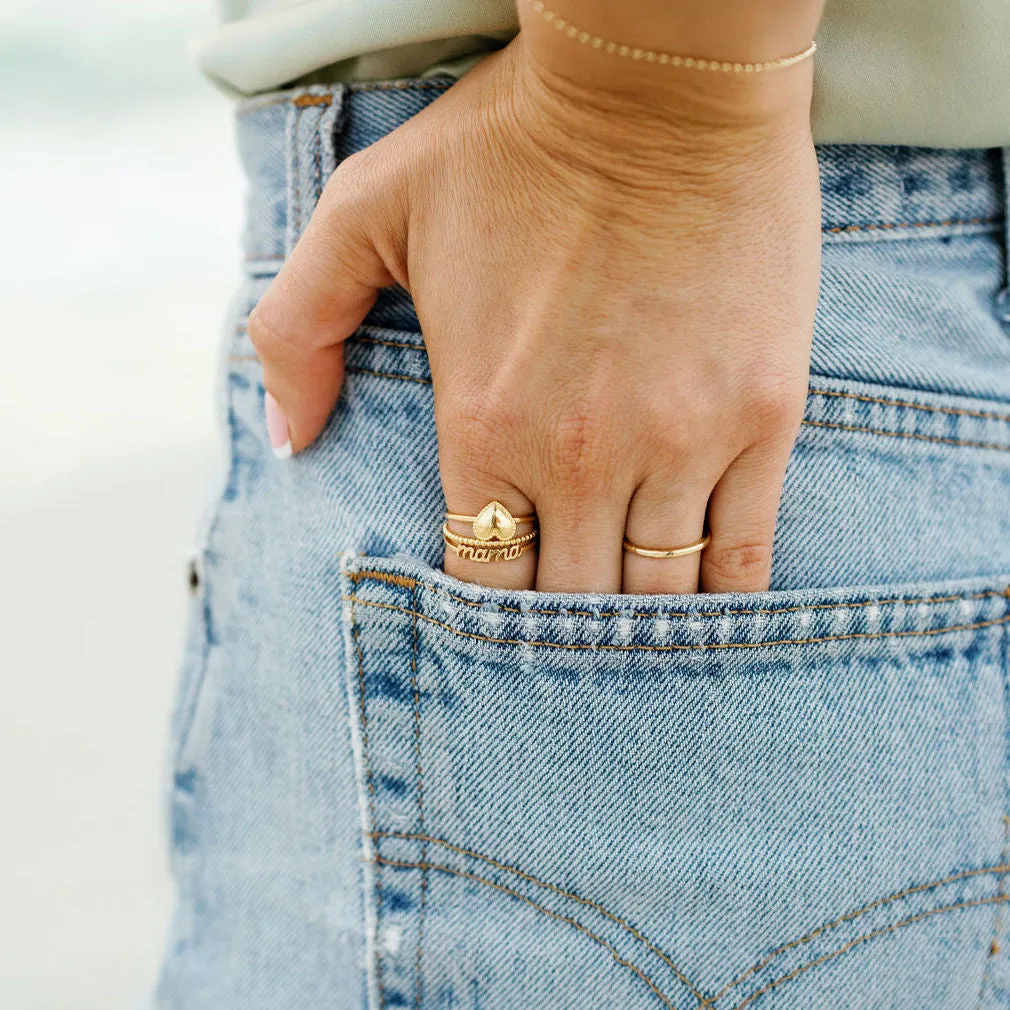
<box><xmin>376</xmin><ymin>830</ymin><xmax>1010</xmax><ymax>1005</ymax></box>
<box><xmin>822</xmin><ymin>215</ymin><xmax>1000</xmax><ymax>235</ymax></box>
<box><xmin>373</xmin><ymin>830</ymin><xmax>705</xmax><ymax>1001</ymax></box>
<box><xmin>230</xmin><ymin>345</ymin><xmax>1010</xmax><ymax>429</ymax></box>
<box><xmin>346</xmin><ymin>572</ymin><xmax>1010</xmax><ymax>622</ymax></box>
<box><xmin>314</xmin><ymin>110</ymin><xmax>322</xmax><ymax>209</ymax></box>
<box><xmin>409</xmin><ymin>588</ymin><xmax>427</xmax><ymax>1010</ymax></box>
<box><xmin>227</xmin><ymin>355</ymin><xmax>433</xmax><ymax>387</ymax></box>
<box><xmin>353</xmin><ymin>573</ymin><xmax>1008</xmax><ymax>620</ymax></box>
<box><xmin>292</xmin><ymin>103</ymin><xmax>301</xmax><ymax>249</ymax></box>
<box><xmin>290</xmin><ymin>80</ymin><xmax>455</xmax><ymax>101</ymax></box>
<box><xmin>352</xmin><ymin>334</ymin><xmax>427</xmax><ymax>351</ymax></box>
<box><xmin>708</xmin><ymin>862</ymin><xmax>1010</xmax><ymax>1004</ymax></box>
<box><xmin>228</xmin><ymin>350</ymin><xmax>1010</xmax><ymax>438</ymax></box>
<box><xmin>225</xmin><ymin>359</ymin><xmax>1010</xmax><ymax>449</ymax></box>
<box><xmin>341</xmin><ymin>596</ymin><xmax>1010</xmax><ymax>652</ymax></box>
<box><xmin>348</xmin><ymin>79</ymin><xmax>454</xmax><ymax>94</ymax></box>
<box><xmin>809</xmin><ymin>388</ymin><xmax>1010</xmax><ymax>423</ymax></box>
<box><xmin>233</xmin><ymin>325</ymin><xmax>425</xmax><ymax>352</ymax></box>
<box><xmin>288</xmin><ymin>364</ymin><xmax>1010</xmax><ymax>448</ymax></box>
<box><xmin>975</xmin><ymin>819</ymin><xmax>1010</xmax><ymax>1010</ymax></box>
<box><xmin>802</xmin><ymin>419</ymin><xmax>1010</xmax><ymax>452</ymax></box>
<box><xmin>347</xmin><ymin>366</ymin><xmax>432</xmax><ymax>385</ymax></box>
<box><xmin>241</xmin><ymin>207</ymin><xmax>1000</xmax><ymax>259</ymax></box>
<box><xmin>718</xmin><ymin>895</ymin><xmax>1010</xmax><ymax>1010</ymax></box>
<box><xmin>371</xmin><ymin>855</ymin><xmax>678</xmax><ymax>1010</ymax></box>
<box><xmin>350</xmin><ymin>600</ymin><xmax>386</xmax><ymax>1009</ymax></box>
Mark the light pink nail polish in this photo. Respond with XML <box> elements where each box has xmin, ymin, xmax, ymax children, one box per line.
<box><xmin>264</xmin><ymin>391</ymin><xmax>292</xmax><ymax>460</ymax></box>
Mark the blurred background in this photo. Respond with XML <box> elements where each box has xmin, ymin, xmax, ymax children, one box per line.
<box><xmin>1</xmin><ymin>1</ymin><xmax>241</xmax><ymax>1005</ymax></box>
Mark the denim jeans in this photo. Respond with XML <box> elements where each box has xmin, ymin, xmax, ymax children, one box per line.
<box><xmin>157</xmin><ymin>80</ymin><xmax>1010</xmax><ymax>1010</ymax></box>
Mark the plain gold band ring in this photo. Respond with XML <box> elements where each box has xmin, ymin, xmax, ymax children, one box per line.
<box><xmin>622</xmin><ymin>533</ymin><xmax>711</xmax><ymax>559</ymax></box>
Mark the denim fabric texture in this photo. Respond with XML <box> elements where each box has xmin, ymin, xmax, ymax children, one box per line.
<box><xmin>157</xmin><ymin>81</ymin><xmax>1010</xmax><ymax>1010</ymax></box>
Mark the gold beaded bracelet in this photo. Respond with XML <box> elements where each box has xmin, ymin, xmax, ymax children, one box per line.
<box><xmin>525</xmin><ymin>0</ymin><xmax>817</xmax><ymax>74</ymax></box>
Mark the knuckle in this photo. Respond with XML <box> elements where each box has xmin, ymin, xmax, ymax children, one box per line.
<box><xmin>320</xmin><ymin>147</ymin><xmax>400</xmax><ymax>253</ymax></box>
<box><xmin>640</xmin><ymin>382</ymin><xmax>718</xmax><ymax>458</ymax></box>
<box><xmin>647</xmin><ymin>414</ymin><xmax>698</xmax><ymax>464</ymax></box>
<box><xmin>438</xmin><ymin>394</ymin><xmax>522</xmax><ymax>470</ymax></box>
<box><xmin>543</xmin><ymin>408</ymin><xmax>610</xmax><ymax>488</ymax></box>
<box><xmin>440</xmin><ymin>378</ymin><xmax>623</xmax><ymax>494</ymax></box>
<box><xmin>748</xmin><ymin>379</ymin><xmax>807</xmax><ymax>434</ymax></box>
<box><xmin>704</xmin><ymin>539</ymin><xmax>774</xmax><ymax>586</ymax></box>
<box><xmin>326</xmin><ymin>148</ymin><xmax>379</xmax><ymax>206</ymax></box>
<box><xmin>246</xmin><ymin>305</ymin><xmax>291</xmax><ymax>359</ymax></box>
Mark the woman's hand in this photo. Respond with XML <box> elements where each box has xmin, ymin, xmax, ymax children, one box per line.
<box><xmin>249</xmin><ymin>37</ymin><xmax>821</xmax><ymax>595</ymax></box>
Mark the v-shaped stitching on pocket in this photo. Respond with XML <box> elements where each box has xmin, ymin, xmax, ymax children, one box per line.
<box><xmin>719</xmin><ymin>894</ymin><xmax>1010</xmax><ymax>1010</ymax></box>
<box><xmin>376</xmin><ymin>829</ymin><xmax>1010</xmax><ymax>1010</ymax></box>
<box><xmin>372</xmin><ymin>852</ymin><xmax>683</xmax><ymax>1010</ymax></box>
<box><xmin>373</xmin><ymin>829</ymin><xmax>705</xmax><ymax>1003</ymax></box>
<box><xmin>705</xmin><ymin>862</ymin><xmax>1010</xmax><ymax>1007</ymax></box>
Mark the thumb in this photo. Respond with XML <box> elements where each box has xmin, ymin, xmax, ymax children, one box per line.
<box><xmin>248</xmin><ymin>150</ymin><xmax>407</xmax><ymax>456</ymax></box>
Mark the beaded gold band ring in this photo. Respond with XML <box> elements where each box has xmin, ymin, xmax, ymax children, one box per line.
<box><xmin>443</xmin><ymin>526</ymin><xmax>539</xmax><ymax>548</ymax></box>
<box><xmin>622</xmin><ymin>533</ymin><xmax>711</xmax><ymax>559</ymax></box>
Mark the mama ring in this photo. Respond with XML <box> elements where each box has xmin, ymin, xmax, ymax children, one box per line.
<box><xmin>442</xmin><ymin>525</ymin><xmax>538</xmax><ymax>563</ymax></box>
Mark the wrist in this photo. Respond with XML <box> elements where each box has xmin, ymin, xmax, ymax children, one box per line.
<box><xmin>502</xmin><ymin>39</ymin><xmax>814</xmax><ymax>183</ymax></box>
<box><xmin>516</xmin><ymin>0</ymin><xmax>818</xmax><ymax>130</ymax></box>
<box><xmin>480</xmin><ymin>39</ymin><xmax>818</xmax><ymax>233</ymax></box>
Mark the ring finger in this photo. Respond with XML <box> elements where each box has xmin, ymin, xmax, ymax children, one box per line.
<box><xmin>622</xmin><ymin>475</ymin><xmax>713</xmax><ymax>595</ymax></box>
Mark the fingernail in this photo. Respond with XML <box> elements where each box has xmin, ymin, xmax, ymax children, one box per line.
<box><xmin>264</xmin><ymin>391</ymin><xmax>292</xmax><ymax>460</ymax></box>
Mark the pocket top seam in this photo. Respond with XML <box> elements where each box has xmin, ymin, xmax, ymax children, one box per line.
<box><xmin>347</xmin><ymin>570</ymin><xmax>1010</xmax><ymax>623</ymax></box>
<box><xmin>343</xmin><ymin>593</ymin><xmax>1010</xmax><ymax>654</ymax></box>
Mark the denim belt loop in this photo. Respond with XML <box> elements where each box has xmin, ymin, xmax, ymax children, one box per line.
<box><xmin>1000</xmin><ymin>146</ymin><xmax>1010</xmax><ymax>324</ymax></box>
<box><xmin>285</xmin><ymin>85</ymin><xmax>346</xmax><ymax>256</ymax></box>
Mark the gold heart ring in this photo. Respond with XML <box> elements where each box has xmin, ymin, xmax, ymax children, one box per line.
<box><xmin>445</xmin><ymin>501</ymin><xmax>537</xmax><ymax>542</ymax></box>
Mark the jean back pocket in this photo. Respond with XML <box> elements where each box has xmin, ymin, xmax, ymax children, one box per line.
<box><xmin>342</xmin><ymin>556</ymin><xmax>1010</xmax><ymax>1010</ymax></box>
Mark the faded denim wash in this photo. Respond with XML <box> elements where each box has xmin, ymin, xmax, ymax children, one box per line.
<box><xmin>157</xmin><ymin>80</ymin><xmax>1010</xmax><ymax>1010</ymax></box>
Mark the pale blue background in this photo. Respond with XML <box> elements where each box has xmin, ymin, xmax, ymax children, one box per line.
<box><xmin>0</xmin><ymin>2</ymin><xmax>240</xmax><ymax>1007</ymax></box>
